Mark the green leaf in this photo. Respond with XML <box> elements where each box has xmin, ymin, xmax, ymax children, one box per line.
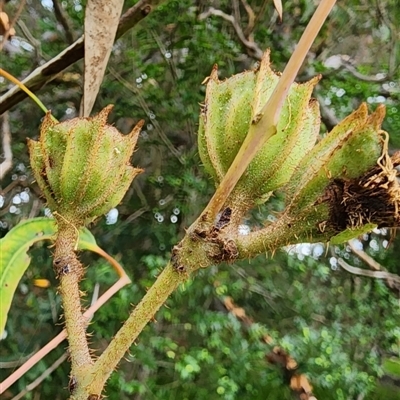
<box><xmin>383</xmin><ymin>357</ymin><xmax>400</xmax><ymax>377</ymax></box>
<box><xmin>0</xmin><ymin>217</ymin><xmax>97</xmax><ymax>334</ymax></box>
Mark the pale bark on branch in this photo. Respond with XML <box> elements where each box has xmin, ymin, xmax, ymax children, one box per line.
<box><xmin>0</xmin><ymin>0</ymin><xmax>168</xmax><ymax>115</ymax></box>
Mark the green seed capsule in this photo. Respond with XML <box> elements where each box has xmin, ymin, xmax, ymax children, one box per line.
<box><xmin>283</xmin><ymin>104</ymin><xmax>400</xmax><ymax>242</ymax></box>
<box><xmin>198</xmin><ymin>50</ymin><xmax>321</xmax><ymax>206</ymax></box>
<box><xmin>28</xmin><ymin>106</ymin><xmax>143</xmax><ymax>226</ymax></box>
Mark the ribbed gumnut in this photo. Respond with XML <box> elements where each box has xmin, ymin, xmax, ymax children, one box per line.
<box><xmin>198</xmin><ymin>50</ymin><xmax>320</xmax><ymax>205</ymax></box>
<box><xmin>283</xmin><ymin>103</ymin><xmax>400</xmax><ymax>243</ymax></box>
<box><xmin>28</xmin><ymin>106</ymin><xmax>143</xmax><ymax>226</ymax></box>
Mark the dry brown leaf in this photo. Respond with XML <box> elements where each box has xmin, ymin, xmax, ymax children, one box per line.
<box><xmin>290</xmin><ymin>375</ymin><xmax>301</xmax><ymax>391</ymax></box>
<box><xmin>263</xmin><ymin>335</ymin><xmax>273</xmax><ymax>345</ymax></box>
<box><xmin>223</xmin><ymin>296</ymin><xmax>235</xmax><ymax>310</ymax></box>
<box><xmin>232</xmin><ymin>307</ymin><xmax>246</xmax><ymax>319</ymax></box>
<box><xmin>0</xmin><ymin>12</ymin><xmax>10</xmax><ymax>34</ymax></box>
<box><xmin>82</xmin><ymin>0</ymin><xmax>124</xmax><ymax>117</ymax></box>
<box><xmin>300</xmin><ymin>374</ymin><xmax>313</xmax><ymax>393</ymax></box>
<box><xmin>0</xmin><ymin>11</ymin><xmax>15</xmax><ymax>36</ymax></box>
<box><xmin>286</xmin><ymin>356</ymin><xmax>298</xmax><ymax>370</ymax></box>
<box><xmin>273</xmin><ymin>0</ymin><xmax>283</xmax><ymax>21</ymax></box>
<box><xmin>290</xmin><ymin>374</ymin><xmax>313</xmax><ymax>393</ymax></box>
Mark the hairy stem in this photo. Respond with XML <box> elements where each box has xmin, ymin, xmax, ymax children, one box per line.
<box><xmin>234</xmin><ymin>214</ymin><xmax>295</xmax><ymax>258</ymax></box>
<box><xmin>54</xmin><ymin>219</ymin><xmax>93</xmax><ymax>382</ymax></box>
<box><xmin>234</xmin><ymin>214</ymin><xmax>325</xmax><ymax>259</ymax></box>
<box><xmin>84</xmin><ymin>262</ymin><xmax>185</xmax><ymax>396</ymax></box>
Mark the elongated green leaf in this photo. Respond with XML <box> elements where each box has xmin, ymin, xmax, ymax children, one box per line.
<box><xmin>0</xmin><ymin>217</ymin><xmax>97</xmax><ymax>334</ymax></box>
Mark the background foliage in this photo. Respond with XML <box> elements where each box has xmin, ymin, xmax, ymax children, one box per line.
<box><xmin>1</xmin><ymin>0</ymin><xmax>400</xmax><ymax>399</ymax></box>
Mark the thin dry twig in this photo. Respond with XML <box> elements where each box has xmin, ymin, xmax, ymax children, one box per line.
<box><xmin>52</xmin><ymin>0</ymin><xmax>75</xmax><ymax>44</ymax></box>
<box><xmin>0</xmin><ymin>348</ymin><xmax>38</xmax><ymax>369</ymax></box>
<box><xmin>9</xmin><ymin>282</ymin><xmax>100</xmax><ymax>399</ymax></box>
<box><xmin>348</xmin><ymin>239</ymin><xmax>383</xmax><ymax>271</ymax></box>
<box><xmin>376</xmin><ymin>0</ymin><xmax>400</xmax><ymax>77</ymax></box>
<box><xmin>240</xmin><ymin>0</ymin><xmax>256</xmax><ymax>36</ymax></box>
<box><xmin>0</xmin><ymin>271</ymin><xmax>130</xmax><ymax>394</ymax></box>
<box><xmin>198</xmin><ymin>6</ymin><xmax>263</xmax><ymax>59</ymax></box>
<box><xmin>341</xmin><ymin>61</ymin><xmax>390</xmax><ymax>83</ymax></box>
<box><xmin>16</xmin><ymin>19</ymin><xmax>43</xmax><ymax>62</ymax></box>
<box><xmin>11</xmin><ymin>352</ymin><xmax>69</xmax><ymax>400</ymax></box>
<box><xmin>253</xmin><ymin>0</ymin><xmax>270</xmax><ymax>30</ymax></box>
<box><xmin>316</xmin><ymin>93</ymin><xmax>339</xmax><ymax>130</ymax></box>
<box><xmin>108</xmin><ymin>67</ymin><xmax>184</xmax><ymax>163</ymax></box>
<box><xmin>338</xmin><ymin>257</ymin><xmax>400</xmax><ymax>288</ymax></box>
<box><xmin>0</xmin><ymin>111</ymin><xmax>12</xmax><ymax>180</ymax></box>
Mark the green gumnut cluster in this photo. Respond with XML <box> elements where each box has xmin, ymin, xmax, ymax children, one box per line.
<box><xmin>198</xmin><ymin>50</ymin><xmax>320</xmax><ymax>205</ymax></box>
<box><xmin>28</xmin><ymin>106</ymin><xmax>143</xmax><ymax>226</ymax></box>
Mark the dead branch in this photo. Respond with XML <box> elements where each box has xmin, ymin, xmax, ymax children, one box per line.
<box><xmin>338</xmin><ymin>257</ymin><xmax>400</xmax><ymax>291</ymax></box>
<box><xmin>0</xmin><ymin>0</ymin><xmax>168</xmax><ymax>114</ymax></box>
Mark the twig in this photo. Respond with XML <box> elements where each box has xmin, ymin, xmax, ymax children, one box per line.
<box><xmin>346</xmin><ymin>239</ymin><xmax>400</xmax><ymax>291</ymax></box>
<box><xmin>11</xmin><ymin>352</ymin><xmax>69</xmax><ymax>400</ymax></box>
<box><xmin>376</xmin><ymin>0</ymin><xmax>400</xmax><ymax>77</ymax></box>
<box><xmin>16</xmin><ymin>19</ymin><xmax>43</xmax><ymax>62</ymax></box>
<box><xmin>108</xmin><ymin>67</ymin><xmax>183</xmax><ymax>163</ymax></box>
<box><xmin>51</xmin><ymin>0</ymin><xmax>75</xmax><ymax>44</ymax></box>
<box><xmin>0</xmin><ymin>111</ymin><xmax>12</xmax><ymax>181</ymax></box>
<box><xmin>150</xmin><ymin>28</ymin><xmax>178</xmax><ymax>80</ymax></box>
<box><xmin>28</xmin><ymin>198</ymin><xmax>42</xmax><ymax>219</ymax></box>
<box><xmin>0</xmin><ymin>0</ymin><xmax>25</xmax><ymax>51</ymax></box>
<box><xmin>338</xmin><ymin>258</ymin><xmax>400</xmax><ymax>286</ymax></box>
<box><xmin>348</xmin><ymin>239</ymin><xmax>383</xmax><ymax>271</ymax></box>
<box><xmin>0</xmin><ymin>348</ymin><xmax>38</xmax><ymax>369</ymax></box>
<box><xmin>253</xmin><ymin>0</ymin><xmax>270</xmax><ymax>31</ymax></box>
<box><xmin>103</xmin><ymin>206</ymin><xmax>149</xmax><ymax>241</ymax></box>
<box><xmin>341</xmin><ymin>61</ymin><xmax>389</xmax><ymax>83</ymax></box>
<box><xmin>198</xmin><ymin>7</ymin><xmax>263</xmax><ymax>59</ymax></box>
<box><xmin>0</xmin><ymin>0</ymin><xmax>169</xmax><ymax>114</ymax></box>
<box><xmin>0</xmin><ymin>273</ymin><xmax>130</xmax><ymax>394</ymax></box>
<box><xmin>232</xmin><ymin>0</ymin><xmax>240</xmax><ymax>29</ymax></box>
<box><xmin>240</xmin><ymin>0</ymin><xmax>256</xmax><ymax>36</ymax></box>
